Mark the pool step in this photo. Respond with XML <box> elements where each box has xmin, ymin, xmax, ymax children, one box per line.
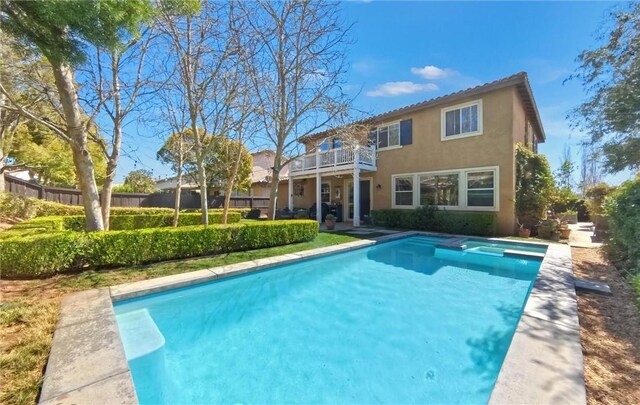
<box><xmin>116</xmin><ymin>309</ymin><xmax>165</xmax><ymax>361</ymax></box>
<box><xmin>435</xmin><ymin>237</ymin><xmax>468</xmax><ymax>251</ymax></box>
<box><xmin>503</xmin><ymin>249</ymin><xmax>546</xmax><ymax>260</ymax></box>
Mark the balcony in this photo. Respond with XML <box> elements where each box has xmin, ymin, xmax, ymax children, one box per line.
<box><xmin>289</xmin><ymin>145</ymin><xmax>377</xmax><ymax>177</ymax></box>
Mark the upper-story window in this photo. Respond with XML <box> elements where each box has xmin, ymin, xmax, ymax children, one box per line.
<box><xmin>441</xmin><ymin>100</ymin><xmax>482</xmax><ymax>140</ymax></box>
<box><xmin>319</xmin><ymin>137</ymin><xmax>343</xmax><ymax>151</ymax></box>
<box><xmin>372</xmin><ymin>122</ymin><xmax>401</xmax><ymax>149</ymax></box>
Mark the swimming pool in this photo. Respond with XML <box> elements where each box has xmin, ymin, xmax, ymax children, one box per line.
<box><xmin>114</xmin><ymin>235</ymin><xmax>545</xmax><ymax>404</ymax></box>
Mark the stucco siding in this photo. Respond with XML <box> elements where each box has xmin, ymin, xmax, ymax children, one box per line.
<box><xmin>292</xmin><ymin>84</ymin><xmax>541</xmax><ymax>235</ymax></box>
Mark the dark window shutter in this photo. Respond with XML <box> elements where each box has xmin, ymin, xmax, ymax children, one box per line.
<box><xmin>368</xmin><ymin>129</ymin><xmax>377</xmax><ymax>146</ymax></box>
<box><xmin>400</xmin><ymin>119</ymin><xmax>412</xmax><ymax>145</ymax></box>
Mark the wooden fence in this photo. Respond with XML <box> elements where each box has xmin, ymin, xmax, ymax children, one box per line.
<box><xmin>3</xmin><ymin>173</ymin><xmax>270</xmax><ymax>209</ymax></box>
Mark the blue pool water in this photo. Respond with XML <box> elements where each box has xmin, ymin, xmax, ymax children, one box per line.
<box><xmin>114</xmin><ymin>236</ymin><xmax>544</xmax><ymax>404</ymax></box>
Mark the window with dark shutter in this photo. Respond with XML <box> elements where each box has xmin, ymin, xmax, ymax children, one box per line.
<box><xmin>400</xmin><ymin>119</ymin><xmax>412</xmax><ymax>145</ymax></box>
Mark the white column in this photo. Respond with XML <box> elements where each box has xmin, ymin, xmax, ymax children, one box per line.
<box><xmin>288</xmin><ymin>176</ymin><xmax>293</xmax><ymax>211</ymax></box>
<box><xmin>315</xmin><ymin>149</ymin><xmax>322</xmax><ymax>223</ymax></box>
<box><xmin>316</xmin><ymin>173</ymin><xmax>322</xmax><ymax>223</ymax></box>
<box><xmin>353</xmin><ymin>167</ymin><xmax>361</xmax><ymax>227</ymax></box>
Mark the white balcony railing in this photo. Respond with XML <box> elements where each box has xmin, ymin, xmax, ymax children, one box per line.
<box><xmin>290</xmin><ymin>145</ymin><xmax>376</xmax><ymax>174</ymax></box>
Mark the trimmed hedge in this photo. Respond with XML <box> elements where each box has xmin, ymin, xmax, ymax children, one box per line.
<box><xmin>0</xmin><ymin>220</ymin><xmax>319</xmax><ymax>278</ymax></box>
<box><xmin>0</xmin><ymin>232</ymin><xmax>85</xmax><ymax>277</ymax></box>
<box><xmin>0</xmin><ymin>193</ymin><xmax>178</xmax><ymax>219</ymax></box>
<box><xmin>0</xmin><ymin>193</ymin><xmax>253</xmax><ymax>219</ymax></box>
<box><xmin>10</xmin><ymin>212</ymin><xmax>243</xmax><ymax>232</ymax></box>
<box><xmin>371</xmin><ymin>207</ymin><xmax>497</xmax><ymax>236</ymax></box>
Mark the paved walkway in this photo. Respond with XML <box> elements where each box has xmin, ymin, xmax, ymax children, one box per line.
<box><xmin>569</xmin><ymin>222</ymin><xmax>603</xmax><ymax>249</ymax></box>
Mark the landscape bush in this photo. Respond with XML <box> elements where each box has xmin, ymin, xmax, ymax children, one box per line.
<box><xmin>0</xmin><ymin>193</ymin><xmax>253</xmax><ymax>220</ymax></box>
<box><xmin>604</xmin><ymin>177</ymin><xmax>640</xmax><ymax>278</ymax></box>
<box><xmin>371</xmin><ymin>207</ymin><xmax>497</xmax><ymax>236</ymax></box>
<box><xmin>0</xmin><ymin>232</ymin><xmax>85</xmax><ymax>277</ymax></box>
<box><xmin>514</xmin><ymin>144</ymin><xmax>554</xmax><ymax>229</ymax></box>
<box><xmin>10</xmin><ymin>212</ymin><xmax>242</xmax><ymax>232</ymax></box>
<box><xmin>0</xmin><ymin>220</ymin><xmax>319</xmax><ymax>278</ymax></box>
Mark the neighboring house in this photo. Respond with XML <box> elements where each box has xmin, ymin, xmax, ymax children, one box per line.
<box><xmin>155</xmin><ymin>150</ymin><xmax>289</xmax><ymax>198</ymax></box>
<box><xmin>155</xmin><ymin>176</ymin><xmax>199</xmax><ymax>191</ymax></box>
<box><xmin>235</xmin><ymin>150</ymin><xmax>289</xmax><ymax>198</ymax></box>
<box><xmin>279</xmin><ymin>72</ymin><xmax>545</xmax><ymax>235</ymax></box>
<box><xmin>5</xmin><ymin>169</ymin><xmax>40</xmax><ymax>183</ymax></box>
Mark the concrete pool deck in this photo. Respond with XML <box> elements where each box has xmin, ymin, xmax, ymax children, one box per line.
<box><xmin>39</xmin><ymin>232</ymin><xmax>586</xmax><ymax>404</ymax></box>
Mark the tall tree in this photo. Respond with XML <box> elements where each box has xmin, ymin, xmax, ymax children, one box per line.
<box><xmin>81</xmin><ymin>28</ymin><xmax>159</xmax><ymax>229</ymax></box>
<box><xmin>555</xmin><ymin>144</ymin><xmax>577</xmax><ymax>191</ymax></box>
<box><xmin>157</xmin><ymin>1</ymin><xmax>216</xmax><ymax>225</ymax></box>
<box><xmin>0</xmin><ymin>0</ymin><xmax>153</xmax><ymax>230</ymax></box>
<box><xmin>157</xmin><ymin>130</ymin><xmax>194</xmax><ymax>226</ymax></box>
<box><xmin>579</xmin><ymin>145</ymin><xmax>602</xmax><ymax>197</ymax></box>
<box><xmin>571</xmin><ymin>3</ymin><xmax>640</xmax><ymax>173</ymax></box>
<box><xmin>240</xmin><ymin>0</ymin><xmax>354</xmax><ymax>219</ymax></box>
<box><xmin>158</xmin><ymin>1</ymin><xmax>253</xmax><ymax>224</ymax></box>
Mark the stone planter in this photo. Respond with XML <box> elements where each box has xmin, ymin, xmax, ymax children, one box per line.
<box><xmin>559</xmin><ymin>228</ymin><xmax>571</xmax><ymax>239</ymax></box>
<box><xmin>518</xmin><ymin>228</ymin><xmax>531</xmax><ymax>238</ymax></box>
<box><xmin>325</xmin><ymin>219</ymin><xmax>336</xmax><ymax>230</ymax></box>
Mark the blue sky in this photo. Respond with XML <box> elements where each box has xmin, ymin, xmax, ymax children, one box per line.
<box><xmin>117</xmin><ymin>0</ymin><xmax>633</xmax><ymax>185</ymax></box>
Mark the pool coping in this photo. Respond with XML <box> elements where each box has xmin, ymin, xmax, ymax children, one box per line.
<box><xmin>38</xmin><ymin>231</ymin><xmax>585</xmax><ymax>404</ymax></box>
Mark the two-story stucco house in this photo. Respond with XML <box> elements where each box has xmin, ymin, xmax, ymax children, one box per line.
<box><xmin>277</xmin><ymin>72</ymin><xmax>545</xmax><ymax>235</ymax></box>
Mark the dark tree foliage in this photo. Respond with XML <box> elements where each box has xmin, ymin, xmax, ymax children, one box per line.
<box><xmin>0</xmin><ymin>0</ymin><xmax>153</xmax><ymax>64</ymax></box>
<box><xmin>570</xmin><ymin>3</ymin><xmax>640</xmax><ymax>173</ymax></box>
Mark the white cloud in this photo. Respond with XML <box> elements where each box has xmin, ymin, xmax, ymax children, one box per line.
<box><xmin>366</xmin><ymin>81</ymin><xmax>439</xmax><ymax>97</ymax></box>
<box><xmin>410</xmin><ymin>65</ymin><xmax>457</xmax><ymax>80</ymax></box>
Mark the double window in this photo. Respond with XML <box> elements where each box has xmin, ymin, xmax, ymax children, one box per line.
<box><xmin>371</xmin><ymin>122</ymin><xmax>400</xmax><ymax>149</ymax></box>
<box><xmin>392</xmin><ymin>167</ymin><xmax>498</xmax><ymax>210</ymax></box>
<box><xmin>442</xmin><ymin>100</ymin><xmax>482</xmax><ymax>140</ymax></box>
<box><xmin>318</xmin><ymin>137</ymin><xmax>342</xmax><ymax>151</ymax></box>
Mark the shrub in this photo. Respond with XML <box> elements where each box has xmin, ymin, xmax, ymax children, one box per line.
<box><xmin>0</xmin><ymin>232</ymin><xmax>85</xmax><ymax>278</ymax></box>
<box><xmin>0</xmin><ymin>220</ymin><xmax>319</xmax><ymax>278</ymax></box>
<box><xmin>371</xmin><ymin>208</ymin><xmax>497</xmax><ymax>236</ymax></box>
<box><xmin>604</xmin><ymin>177</ymin><xmax>640</xmax><ymax>276</ymax></box>
<box><xmin>9</xmin><ymin>212</ymin><xmax>242</xmax><ymax>233</ymax></box>
<box><xmin>585</xmin><ymin>183</ymin><xmax>616</xmax><ymax>218</ymax></box>
<box><xmin>515</xmin><ymin>144</ymin><xmax>554</xmax><ymax>229</ymax></box>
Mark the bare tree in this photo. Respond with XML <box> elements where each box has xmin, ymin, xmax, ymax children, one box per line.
<box><xmin>579</xmin><ymin>145</ymin><xmax>603</xmax><ymax>197</ymax></box>
<box><xmin>240</xmin><ymin>0</ymin><xmax>354</xmax><ymax>219</ymax></box>
<box><xmin>157</xmin><ymin>2</ymin><xmax>222</xmax><ymax>225</ymax></box>
<box><xmin>158</xmin><ymin>2</ymin><xmax>258</xmax><ymax>224</ymax></box>
<box><xmin>80</xmin><ymin>29</ymin><xmax>158</xmax><ymax>229</ymax></box>
<box><xmin>156</xmin><ymin>82</ymin><xmax>194</xmax><ymax>227</ymax></box>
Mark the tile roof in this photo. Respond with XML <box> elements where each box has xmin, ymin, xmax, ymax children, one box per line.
<box><xmin>302</xmin><ymin>71</ymin><xmax>545</xmax><ymax>143</ymax></box>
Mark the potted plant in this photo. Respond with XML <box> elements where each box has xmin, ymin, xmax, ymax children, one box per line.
<box><xmin>517</xmin><ymin>220</ymin><xmax>531</xmax><ymax>238</ymax></box>
<box><xmin>537</xmin><ymin>218</ymin><xmax>560</xmax><ymax>240</ymax></box>
<box><xmin>324</xmin><ymin>214</ymin><xmax>337</xmax><ymax>230</ymax></box>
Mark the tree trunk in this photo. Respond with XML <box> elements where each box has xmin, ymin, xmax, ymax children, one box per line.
<box><xmin>101</xmin><ymin>53</ymin><xmax>124</xmax><ymax>231</ymax></box>
<box><xmin>267</xmin><ymin>149</ymin><xmax>283</xmax><ymax>220</ymax></box>
<box><xmin>51</xmin><ymin>62</ymin><xmax>104</xmax><ymax>231</ymax></box>
<box><xmin>222</xmin><ymin>148</ymin><xmax>243</xmax><ymax>224</ymax></box>
<box><xmin>173</xmin><ymin>163</ymin><xmax>183</xmax><ymax>227</ymax></box>
<box><xmin>0</xmin><ymin>161</ymin><xmax>5</xmax><ymax>193</ymax></box>
<box><xmin>190</xmin><ymin>116</ymin><xmax>208</xmax><ymax>225</ymax></box>
<box><xmin>100</xmin><ymin>158</ymin><xmax>117</xmax><ymax>230</ymax></box>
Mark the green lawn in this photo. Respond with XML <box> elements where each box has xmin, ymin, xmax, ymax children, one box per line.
<box><xmin>0</xmin><ymin>232</ymin><xmax>359</xmax><ymax>405</ymax></box>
